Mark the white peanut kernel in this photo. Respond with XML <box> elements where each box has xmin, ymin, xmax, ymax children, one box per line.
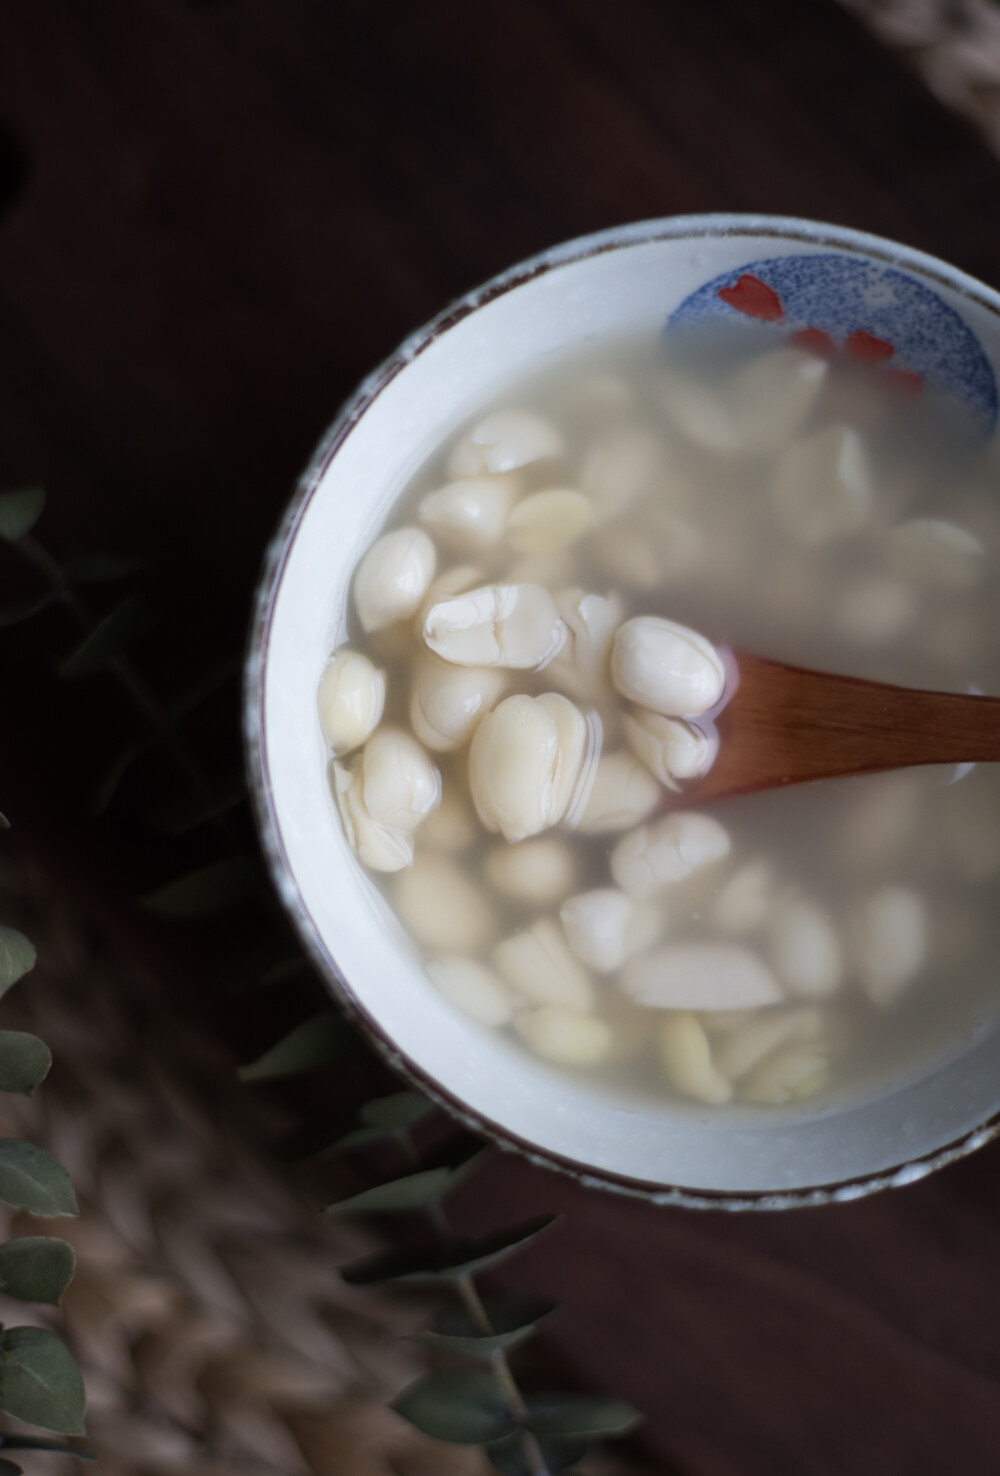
<box><xmin>768</xmin><ymin>896</ymin><xmax>842</xmax><ymax>998</ymax></box>
<box><xmin>771</xmin><ymin>424</ymin><xmax>872</xmax><ymax>545</ymax></box>
<box><xmin>851</xmin><ymin>886</ymin><xmax>928</xmax><ymax>1007</ymax></box>
<box><xmin>426</xmin><ymin>956</ymin><xmax>514</xmax><ymax>1027</ymax></box>
<box><xmin>611</xmin><ymin>616</ymin><xmax>725</xmax><ymax>717</ymax></box>
<box><xmin>447</xmin><ymin>411</ymin><xmax>562</xmax><ymax>478</ymax></box>
<box><xmin>547</xmin><ymin>589</ymin><xmax>622</xmax><ymax>700</ymax></box>
<box><xmin>494</xmin><ymin>918</ymin><xmax>594</xmax><ymax>1012</ymax></box>
<box><xmin>409</xmin><ymin>652</ymin><xmax>505</xmax><ymax>752</ymax></box>
<box><xmin>469</xmin><ymin>693</ymin><xmax>588</xmax><ymax>842</ymax></box>
<box><xmin>514</xmin><ymin>1007</ymin><xmax>613</xmax><ymax>1066</ymax></box>
<box><xmin>611</xmin><ymin>811</ymin><xmax>730</xmax><ymax>899</ymax></box>
<box><xmin>658</xmin><ymin>1012</ymin><xmax>732</xmax><ymax>1105</ymax></box>
<box><xmin>483</xmin><ymin>837</ymin><xmax>577</xmax><ymax>906</ymax></box>
<box><xmin>418</xmin><ymin>476</ymin><xmax>519</xmax><ymax>551</ymax></box>
<box><xmin>621</xmin><ymin>944</ymin><xmax>782</xmax><ymax>1010</ymax></box>
<box><xmin>354</xmin><ymin>527</ymin><xmax>437</xmax><ymax>632</ymax></box>
<box><xmin>330</xmin><ymin>760</ymin><xmax>414</xmax><ymax>873</ymax></box>
<box><xmin>741</xmin><ymin>1046</ymin><xmax>830</xmax><ymax>1105</ymax></box>
<box><xmin>559</xmin><ymin>889</ymin><xmax>660</xmax><ymax>973</ymax></box>
<box><xmin>623</xmin><ymin>708</ymin><xmax>716</xmax><ymax>790</ymax></box>
<box><xmin>394</xmin><ymin>854</ymin><xmax>498</xmax><ymax>954</ymax></box>
<box><xmin>359</xmin><ymin>726</ymin><xmax>441</xmax><ymax>834</ymax></box>
<box><xmin>576</xmin><ymin>752</ymin><xmax>660</xmax><ymax>835</ymax></box>
<box><xmin>423</xmin><ymin>583</ymin><xmax>566</xmax><ymax>670</ymax></box>
<box><xmin>506</xmin><ymin>490</ymin><xmax>593</xmax><ymax>553</ymax></box>
<box><xmin>317</xmin><ymin>647</ymin><xmax>386</xmax><ymax>754</ymax></box>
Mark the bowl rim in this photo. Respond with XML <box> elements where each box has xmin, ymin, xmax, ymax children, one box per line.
<box><xmin>244</xmin><ymin>211</ymin><xmax>1000</xmax><ymax>1211</ymax></box>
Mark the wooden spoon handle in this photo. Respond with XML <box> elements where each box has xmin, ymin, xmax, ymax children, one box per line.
<box><xmin>691</xmin><ymin>652</ymin><xmax>1000</xmax><ymax>804</ymax></box>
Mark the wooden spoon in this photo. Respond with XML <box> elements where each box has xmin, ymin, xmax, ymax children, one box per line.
<box><xmin>683</xmin><ymin>651</ymin><xmax>1000</xmax><ymax>805</ymax></box>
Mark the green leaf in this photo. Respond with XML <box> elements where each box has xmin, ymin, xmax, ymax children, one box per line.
<box><xmin>0</xmin><ymin>1141</ymin><xmax>78</xmax><ymax>1217</ymax></box>
<box><xmin>0</xmin><ymin>1327</ymin><xmax>86</xmax><ymax>1434</ymax></box>
<box><xmin>221</xmin><ymin>933</ymin><xmax>310</xmax><ymax>991</ymax></box>
<box><xmin>0</xmin><ymin>1033</ymin><xmax>51</xmax><ymax>1093</ymax></box>
<box><xmin>59</xmin><ymin>595</ymin><xmax>150</xmax><ymax>678</ymax></box>
<box><xmin>0</xmin><ymin>592</ymin><xmax>57</xmax><ymax>628</ymax></box>
<box><xmin>60</xmin><ymin>553</ymin><xmax>143</xmax><ymax>585</ymax></box>
<box><xmin>279</xmin><ymin>1118</ymin><xmax>381</xmax><ymax>1161</ymax></box>
<box><xmin>0</xmin><ymin>1238</ymin><xmax>75</xmax><ymax>1304</ymax></box>
<box><xmin>142</xmin><ymin>855</ymin><xmax>262</xmax><ymax>918</ymax></box>
<box><xmin>359</xmin><ymin>1090</ymin><xmax>435</xmax><ymax>1132</ymax></box>
<box><xmin>0</xmin><ymin>1457</ymin><xmax>23</xmax><ymax>1474</ymax></box>
<box><xmin>525</xmin><ymin>1395</ymin><xmax>641</xmax><ymax>1440</ymax></box>
<box><xmin>327</xmin><ymin>1166</ymin><xmax>459</xmax><ymax>1215</ymax></box>
<box><xmin>166</xmin><ymin>653</ymin><xmax>241</xmax><ymax>726</ymax></box>
<box><xmin>487</xmin><ymin>1431</ymin><xmax>590</xmax><ymax>1474</ymax></box>
<box><xmin>0</xmin><ymin>811</ymin><xmax>9</xmax><ymax>830</ymax></box>
<box><xmin>145</xmin><ymin>769</ymin><xmax>246</xmax><ymax>837</ymax></box>
<box><xmin>0</xmin><ymin>488</ymin><xmax>45</xmax><ymax>543</ymax></box>
<box><xmin>239</xmin><ymin>1010</ymin><xmax>353</xmax><ymax>1083</ymax></box>
<box><xmin>392</xmin><ymin>1369</ymin><xmax>513</xmax><ymax>1445</ymax></box>
<box><xmin>3</xmin><ymin>1436</ymin><xmax>94</xmax><ymax>1459</ymax></box>
<box><xmin>342</xmin><ymin>1215</ymin><xmax>557</xmax><ymax>1286</ymax></box>
<box><xmin>414</xmin><ymin>1295</ymin><xmax>556</xmax><ymax>1356</ymax></box>
<box><xmin>0</xmin><ymin>928</ymin><xmax>35</xmax><ymax>994</ymax></box>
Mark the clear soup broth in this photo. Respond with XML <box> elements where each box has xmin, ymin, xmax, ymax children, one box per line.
<box><xmin>317</xmin><ymin>324</ymin><xmax>1000</xmax><ymax>1118</ymax></box>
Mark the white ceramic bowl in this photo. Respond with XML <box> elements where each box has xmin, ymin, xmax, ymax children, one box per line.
<box><xmin>246</xmin><ymin>214</ymin><xmax>1000</xmax><ymax>1209</ymax></box>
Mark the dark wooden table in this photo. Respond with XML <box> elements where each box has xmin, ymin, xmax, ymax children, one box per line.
<box><xmin>2</xmin><ymin>3</ymin><xmax>1000</xmax><ymax>1472</ymax></box>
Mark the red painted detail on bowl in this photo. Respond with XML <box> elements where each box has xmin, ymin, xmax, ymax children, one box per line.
<box><xmin>789</xmin><ymin>326</ymin><xmax>836</xmax><ymax>357</ymax></box>
<box><xmin>717</xmin><ymin>272</ymin><xmax>785</xmax><ymax>321</ymax></box>
<box><xmin>844</xmin><ymin>329</ymin><xmax>895</xmax><ymax>362</ymax></box>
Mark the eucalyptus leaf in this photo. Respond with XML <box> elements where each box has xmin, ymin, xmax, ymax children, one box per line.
<box><xmin>0</xmin><ymin>488</ymin><xmax>45</xmax><ymax>543</ymax></box>
<box><xmin>359</xmin><ymin>1090</ymin><xmax>435</xmax><ymax>1132</ymax></box>
<box><xmin>0</xmin><ymin>928</ymin><xmax>35</xmax><ymax>994</ymax></box>
<box><xmin>166</xmin><ymin>653</ymin><xmax>241</xmax><ymax>725</ymax></box>
<box><xmin>145</xmin><ymin>768</ymin><xmax>246</xmax><ymax>837</ymax></box>
<box><xmin>3</xmin><ymin>1436</ymin><xmax>94</xmax><ymax>1459</ymax></box>
<box><xmin>487</xmin><ymin>1431</ymin><xmax>590</xmax><ymax>1474</ymax></box>
<box><xmin>239</xmin><ymin>1010</ymin><xmax>353</xmax><ymax>1083</ymax></box>
<box><xmin>0</xmin><ymin>592</ymin><xmax>57</xmax><ymax>628</ymax></box>
<box><xmin>0</xmin><ymin>1238</ymin><xmax>75</xmax><ymax>1304</ymax></box>
<box><xmin>0</xmin><ymin>1141</ymin><xmax>78</xmax><ymax>1217</ymax></box>
<box><xmin>142</xmin><ymin>855</ymin><xmax>262</xmax><ymax>918</ymax></box>
<box><xmin>0</xmin><ymin>1456</ymin><xmax>22</xmax><ymax>1473</ymax></box>
<box><xmin>414</xmin><ymin>1295</ymin><xmax>556</xmax><ymax>1356</ymax></box>
<box><xmin>0</xmin><ymin>1327</ymin><xmax>86</xmax><ymax>1434</ymax></box>
<box><xmin>223</xmin><ymin>934</ymin><xmax>310</xmax><ymax>991</ymax></box>
<box><xmin>279</xmin><ymin>1119</ymin><xmax>384</xmax><ymax>1161</ymax></box>
<box><xmin>90</xmin><ymin>741</ymin><xmax>145</xmax><ymax>818</ymax></box>
<box><xmin>326</xmin><ymin>1165</ymin><xmax>458</xmax><ymax>1215</ymax></box>
<box><xmin>392</xmin><ymin>1368</ymin><xmax>514</xmax><ymax>1445</ymax></box>
<box><xmin>0</xmin><ymin>1032</ymin><xmax>51</xmax><ymax>1093</ymax></box>
<box><xmin>342</xmin><ymin>1215</ymin><xmax>557</xmax><ymax>1286</ymax></box>
<box><xmin>0</xmin><ymin>812</ymin><xmax>8</xmax><ymax>830</ymax></box>
<box><xmin>60</xmin><ymin>553</ymin><xmax>143</xmax><ymax>585</ymax></box>
<box><xmin>525</xmin><ymin>1394</ymin><xmax>641</xmax><ymax>1440</ymax></box>
<box><xmin>59</xmin><ymin>595</ymin><xmax>149</xmax><ymax>678</ymax></box>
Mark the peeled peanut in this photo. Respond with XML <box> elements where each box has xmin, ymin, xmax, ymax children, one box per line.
<box><xmin>494</xmin><ymin>917</ymin><xmax>594</xmax><ymax>1011</ymax></box>
<box><xmin>623</xmin><ymin>708</ymin><xmax>716</xmax><ymax>789</ymax></box>
<box><xmin>658</xmin><ymin>1012</ymin><xmax>732</xmax><ymax>1105</ymax></box>
<box><xmin>769</xmin><ymin>896</ymin><xmax>842</xmax><ymax>998</ymax></box>
<box><xmin>514</xmin><ymin>1006</ymin><xmax>612</xmax><ymax>1066</ymax></box>
<box><xmin>421</xmin><ymin>786</ymin><xmax>479</xmax><ymax>852</ymax></box>
<box><xmin>712</xmin><ymin>1007</ymin><xmax>824</xmax><ymax>1081</ymax></box>
<box><xmin>359</xmin><ymin>727</ymin><xmax>441</xmax><ymax>833</ymax></box>
<box><xmin>886</xmin><ymin>516</ymin><xmax>985</xmax><ymax>590</ymax></box>
<box><xmin>741</xmin><ymin>1046</ymin><xmax>830</xmax><ymax>1105</ymax></box>
<box><xmin>560</xmin><ymin>889</ymin><xmax>660</xmax><ymax>972</ymax></box>
<box><xmin>426</xmin><ymin>956</ymin><xmax>514</xmax><ymax>1027</ymax></box>
<box><xmin>535</xmin><ymin>693</ymin><xmax>597</xmax><ymax>825</ymax></box>
<box><xmin>771</xmin><ymin>425</ymin><xmax>872</xmax><ymax>545</ymax></box>
<box><xmin>506</xmin><ymin>489</ymin><xmax>593</xmax><ymax>553</ymax></box>
<box><xmin>423</xmin><ymin>583</ymin><xmax>566</xmax><ymax>670</ymax></box>
<box><xmin>330</xmin><ymin>760</ymin><xmax>413</xmax><ymax>873</ymax></box>
<box><xmin>506</xmin><ymin>551</ymin><xmax>576</xmax><ymax>592</ymax></box>
<box><xmin>547</xmin><ymin>589</ymin><xmax>622</xmax><ymax>700</ymax></box>
<box><xmin>410</xmin><ymin>652</ymin><xmax>505</xmax><ymax>751</ymax></box>
<box><xmin>611</xmin><ymin>811</ymin><xmax>730</xmax><ymax>899</ymax></box>
<box><xmin>394</xmin><ymin>854</ymin><xmax>498</xmax><ymax>953</ymax></box>
<box><xmin>851</xmin><ymin>886</ymin><xmax>927</xmax><ymax>1007</ymax></box>
<box><xmin>447</xmin><ymin>411</ymin><xmax>562</xmax><ymax>477</ymax></box>
<box><xmin>659</xmin><ymin>349</ymin><xmax>826</xmax><ymax>455</ymax></box>
<box><xmin>354</xmin><ymin>527</ymin><xmax>436</xmax><ymax>632</ymax></box>
<box><xmin>712</xmin><ymin>860</ymin><xmax>773</xmax><ymax>933</ymax></box>
<box><xmin>576</xmin><ymin>752</ymin><xmax>660</xmax><ymax>834</ymax></box>
<box><xmin>611</xmin><ymin>616</ymin><xmax>725</xmax><ymax>717</ymax></box>
<box><xmin>621</xmin><ymin>944</ymin><xmax>782</xmax><ymax>1010</ymax></box>
<box><xmin>469</xmin><ymin>693</ymin><xmax>588</xmax><ymax>842</ymax></box>
<box><xmin>317</xmin><ymin>648</ymin><xmax>386</xmax><ymax>754</ymax></box>
<box><xmin>483</xmin><ymin>837</ymin><xmax>576</xmax><ymax>906</ymax></box>
<box><xmin>580</xmin><ymin>426</ymin><xmax>664</xmax><ymax>520</ymax></box>
<box><xmin>418</xmin><ymin>476</ymin><xmax>519</xmax><ymax>550</ymax></box>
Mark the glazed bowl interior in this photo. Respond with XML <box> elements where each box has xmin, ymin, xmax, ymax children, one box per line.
<box><xmin>249</xmin><ymin>215</ymin><xmax>1000</xmax><ymax>1207</ymax></box>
